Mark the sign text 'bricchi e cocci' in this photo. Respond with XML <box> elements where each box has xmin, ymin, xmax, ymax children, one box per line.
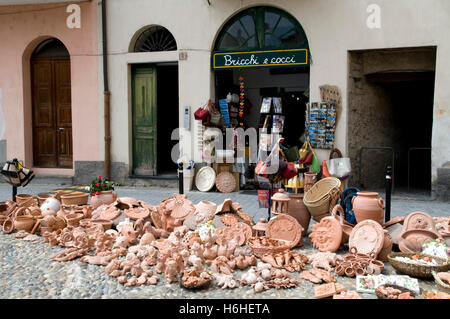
<box><xmin>212</xmin><ymin>49</ymin><xmax>308</xmax><ymax>70</ymax></box>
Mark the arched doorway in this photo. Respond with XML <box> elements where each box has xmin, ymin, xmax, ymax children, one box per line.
<box><xmin>130</xmin><ymin>25</ymin><xmax>179</xmax><ymax>176</ymax></box>
<box><xmin>31</xmin><ymin>38</ymin><xmax>72</xmax><ymax>168</ymax></box>
<box><xmin>212</xmin><ymin>6</ymin><xmax>310</xmax><ymax>187</ymax></box>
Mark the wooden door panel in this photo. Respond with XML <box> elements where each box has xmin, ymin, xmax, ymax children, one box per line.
<box><xmin>31</xmin><ymin>57</ymin><xmax>73</xmax><ymax>168</ymax></box>
<box><xmin>132</xmin><ymin>67</ymin><xmax>157</xmax><ymax>176</ymax></box>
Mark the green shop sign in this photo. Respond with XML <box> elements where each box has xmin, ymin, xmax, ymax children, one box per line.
<box><xmin>212</xmin><ymin>49</ymin><xmax>308</xmax><ymax>70</ymax></box>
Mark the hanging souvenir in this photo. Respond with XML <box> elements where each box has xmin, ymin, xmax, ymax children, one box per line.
<box><xmin>239</xmin><ymin>75</ymin><xmax>245</xmax><ymax>127</ymax></box>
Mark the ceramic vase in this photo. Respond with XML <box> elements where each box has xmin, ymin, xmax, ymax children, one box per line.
<box><xmin>352</xmin><ymin>192</ymin><xmax>384</xmax><ymax>224</ymax></box>
<box><xmin>14</xmin><ymin>216</ymin><xmax>35</xmax><ymax>232</ymax></box>
<box><xmin>90</xmin><ymin>191</ymin><xmax>118</xmax><ymax>210</ymax></box>
<box><xmin>287</xmin><ymin>193</ymin><xmax>310</xmax><ymax>236</ymax></box>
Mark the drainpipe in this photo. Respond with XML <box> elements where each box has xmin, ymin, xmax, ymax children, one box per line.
<box><xmin>101</xmin><ymin>0</ymin><xmax>111</xmax><ymax>180</ymax></box>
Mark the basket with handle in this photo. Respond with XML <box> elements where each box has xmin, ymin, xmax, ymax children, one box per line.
<box><xmin>303</xmin><ymin>177</ymin><xmax>341</xmax><ymax>216</ymax></box>
<box><xmin>388</xmin><ymin>252</ymin><xmax>450</xmax><ymax>278</ymax></box>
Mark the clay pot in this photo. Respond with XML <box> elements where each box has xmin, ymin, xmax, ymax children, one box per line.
<box><xmin>42</xmin><ymin>209</ymin><xmax>56</xmax><ymax>217</ymax></box>
<box><xmin>368</xmin><ymin>259</ymin><xmax>384</xmax><ymax>274</ymax></box>
<box><xmin>0</xmin><ymin>204</ymin><xmax>9</xmax><ymax>215</ymax></box>
<box><xmin>352</xmin><ymin>192</ymin><xmax>384</xmax><ymax>224</ymax></box>
<box><xmin>60</xmin><ymin>193</ymin><xmax>89</xmax><ymax>206</ymax></box>
<box><xmin>90</xmin><ymin>219</ymin><xmax>113</xmax><ymax>231</ymax></box>
<box><xmin>15</xmin><ymin>194</ymin><xmax>35</xmax><ymax>206</ymax></box>
<box><xmin>90</xmin><ymin>191</ymin><xmax>117</xmax><ymax>210</ymax></box>
<box><xmin>65</xmin><ymin>213</ymin><xmax>84</xmax><ymax>227</ymax></box>
<box><xmin>40</xmin><ymin>226</ymin><xmax>53</xmax><ymax>235</ymax></box>
<box><xmin>27</xmin><ymin>207</ymin><xmax>42</xmax><ymax>218</ymax></box>
<box><xmin>287</xmin><ymin>193</ymin><xmax>311</xmax><ymax>236</ymax></box>
<box><xmin>377</xmin><ymin>231</ymin><xmax>393</xmax><ymax>262</ymax></box>
<box><xmin>0</xmin><ymin>215</ymin><xmax>6</xmax><ymax>226</ymax></box>
<box><xmin>14</xmin><ymin>216</ymin><xmax>35</xmax><ymax>232</ymax></box>
<box><xmin>195</xmin><ymin>200</ymin><xmax>217</xmax><ymax>216</ymax></box>
<box><xmin>344</xmin><ymin>267</ymin><xmax>355</xmax><ymax>277</ymax></box>
<box><xmin>37</xmin><ymin>193</ymin><xmax>53</xmax><ymax>206</ymax></box>
<box><xmin>53</xmin><ymin>216</ymin><xmax>67</xmax><ymax>230</ymax></box>
<box><xmin>2</xmin><ymin>218</ymin><xmax>14</xmax><ymax>233</ymax></box>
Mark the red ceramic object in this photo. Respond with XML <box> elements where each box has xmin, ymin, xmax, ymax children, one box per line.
<box><xmin>266</xmin><ymin>214</ymin><xmax>303</xmax><ymax>247</ymax></box>
<box><xmin>2</xmin><ymin>218</ymin><xmax>14</xmax><ymax>233</ymax></box>
<box><xmin>378</xmin><ymin>231</ymin><xmax>393</xmax><ymax>262</ymax></box>
<box><xmin>90</xmin><ymin>219</ymin><xmax>113</xmax><ymax>231</ymax></box>
<box><xmin>60</xmin><ymin>193</ymin><xmax>89</xmax><ymax>206</ymax></box>
<box><xmin>352</xmin><ymin>192</ymin><xmax>384</xmax><ymax>224</ymax></box>
<box><xmin>287</xmin><ymin>193</ymin><xmax>310</xmax><ymax>236</ymax></box>
<box><xmin>331</xmin><ymin>205</ymin><xmax>353</xmax><ymax>244</ymax></box>
<box><xmin>14</xmin><ymin>216</ymin><xmax>35</xmax><ymax>232</ymax></box>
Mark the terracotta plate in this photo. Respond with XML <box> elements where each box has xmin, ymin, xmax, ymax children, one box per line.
<box><xmin>150</xmin><ymin>210</ymin><xmax>163</xmax><ymax>229</ymax></box>
<box><xmin>231</xmin><ymin>222</ymin><xmax>253</xmax><ymax>241</ymax></box>
<box><xmin>215</xmin><ymin>226</ymin><xmax>246</xmax><ymax>246</ymax></box>
<box><xmin>266</xmin><ymin>214</ymin><xmax>302</xmax><ymax>247</ymax></box>
<box><xmin>349</xmin><ymin>220</ymin><xmax>385</xmax><ymax>256</ymax></box>
<box><xmin>195</xmin><ymin>166</ymin><xmax>216</xmax><ymax>192</ymax></box>
<box><xmin>220</xmin><ymin>213</ymin><xmax>239</xmax><ymax>226</ymax></box>
<box><xmin>215</xmin><ymin>172</ymin><xmax>236</xmax><ymax>193</ymax></box>
<box><xmin>309</xmin><ymin>216</ymin><xmax>342</xmax><ymax>252</ymax></box>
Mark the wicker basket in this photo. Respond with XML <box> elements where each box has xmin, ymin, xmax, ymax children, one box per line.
<box><xmin>303</xmin><ymin>177</ymin><xmax>341</xmax><ymax>216</ymax></box>
<box><xmin>388</xmin><ymin>252</ymin><xmax>450</xmax><ymax>278</ymax></box>
<box><xmin>375</xmin><ymin>284</ymin><xmax>418</xmax><ymax>299</ymax></box>
<box><xmin>432</xmin><ymin>271</ymin><xmax>450</xmax><ymax>294</ymax></box>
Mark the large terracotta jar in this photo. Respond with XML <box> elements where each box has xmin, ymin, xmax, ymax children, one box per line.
<box><xmin>287</xmin><ymin>193</ymin><xmax>310</xmax><ymax>236</ymax></box>
<box><xmin>90</xmin><ymin>191</ymin><xmax>117</xmax><ymax>210</ymax></box>
<box><xmin>352</xmin><ymin>192</ymin><xmax>384</xmax><ymax>224</ymax></box>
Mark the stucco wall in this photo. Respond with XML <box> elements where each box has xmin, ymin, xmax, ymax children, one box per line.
<box><xmin>0</xmin><ymin>1</ymin><xmax>99</xmax><ymax>174</ymax></box>
<box><xmin>105</xmin><ymin>0</ymin><xmax>450</xmax><ymax>183</ymax></box>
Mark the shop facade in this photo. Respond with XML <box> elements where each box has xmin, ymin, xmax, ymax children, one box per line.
<box><xmin>105</xmin><ymin>0</ymin><xmax>449</xmax><ymax>197</ymax></box>
<box><xmin>0</xmin><ymin>1</ymin><xmax>101</xmax><ymax>180</ymax></box>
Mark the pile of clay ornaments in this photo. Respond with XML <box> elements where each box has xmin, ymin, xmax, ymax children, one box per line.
<box><xmin>0</xmin><ymin>189</ymin><xmax>449</xmax><ymax>299</ymax></box>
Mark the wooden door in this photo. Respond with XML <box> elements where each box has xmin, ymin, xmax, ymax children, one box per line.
<box><xmin>132</xmin><ymin>67</ymin><xmax>157</xmax><ymax>176</ymax></box>
<box><xmin>31</xmin><ymin>57</ymin><xmax>73</xmax><ymax>168</ymax></box>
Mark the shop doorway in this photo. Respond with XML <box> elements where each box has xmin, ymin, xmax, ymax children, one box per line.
<box><xmin>131</xmin><ymin>64</ymin><xmax>179</xmax><ymax>176</ymax></box>
<box><xmin>348</xmin><ymin>47</ymin><xmax>436</xmax><ymax>194</ymax></box>
<box><xmin>31</xmin><ymin>38</ymin><xmax>73</xmax><ymax>168</ymax></box>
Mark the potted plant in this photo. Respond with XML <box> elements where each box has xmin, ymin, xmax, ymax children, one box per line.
<box><xmin>87</xmin><ymin>175</ymin><xmax>117</xmax><ymax>209</ymax></box>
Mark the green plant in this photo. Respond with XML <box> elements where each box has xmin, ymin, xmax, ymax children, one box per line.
<box><xmin>88</xmin><ymin>175</ymin><xmax>115</xmax><ymax>196</ymax></box>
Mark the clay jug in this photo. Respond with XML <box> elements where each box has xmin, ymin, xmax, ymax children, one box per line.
<box><xmin>287</xmin><ymin>193</ymin><xmax>310</xmax><ymax>236</ymax></box>
<box><xmin>90</xmin><ymin>191</ymin><xmax>118</xmax><ymax>210</ymax></box>
<box><xmin>352</xmin><ymin>192</ymin><xmax>384</xmax><ymax>224</ymax></box>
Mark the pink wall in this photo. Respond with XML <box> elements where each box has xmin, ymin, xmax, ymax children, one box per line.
<box><xmin>0</xmin><ymin>2</ymin><xmax>99</xmax><ymax>173</ymax></box>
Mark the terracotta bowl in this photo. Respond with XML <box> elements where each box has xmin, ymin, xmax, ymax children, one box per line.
<box><xmin>37</xmin><ymin>193</ymin><xmax>53</xmax><ymax>206</ymax></box>
<box><xmin>0</xmin><ymin>203</ymin><xmax>9</xmax><ymax>215</ymax></box>
<box><xmin>0</xmin><ymin>215</ymin><xmax>7</xmax><ymax>226</ymax></box>
<box><xmin>90</xmin><ymin>219</ymin><xmax>113</xmax><ymax>231</ymax></box>
<box><xmin>60</xmin><ymin>193</ymin><xmax>89</xmax><ymax>206</ymax></box>
<box><xmin>15</xmin><ymin>194</ymin><xmax>34</xmax><ymax>205</ymax></box>
<box><xmin>2</xmin><ymin>218</ymin><xmax>14</xmax><ymax>233</ymax></box>
<box><xmin>65</xmin><ymin>213</ymin><xmax>84</xmax><ymax>227</ymax></box>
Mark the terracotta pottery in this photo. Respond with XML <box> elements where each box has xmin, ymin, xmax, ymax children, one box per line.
<box><xmin>163</xmin><ymin>194</ymin><xmax>195</xmax><ymax>220</ymax></box>
<box><xmin>60</xmin><ymin>193</ymin><xmax>89</xmax><ymax>206</ymax></box>
<box><xmin>53</xmin><ymin>216</ymin><xmax>67</xmax><ymax>230</ymax></box>
<box><xmin>99</xmin><ymin>205</ymin><xmax>121</xmax><ymax>221</ymax></box>
<box><xmin>287</xmin><ymin>193</ymin><xmax>310</xmax><ymax>236</ymax></box>
<box><xmin>14</xmin><ymin>216</ymin><xmax>35</xmax><ymax>232</ymax></box>
<box><xmin>266</xmin><ymin>214</ymin><xmax>303</xmax><ymax>247</ymax></box>
<box><xmin>37</xmin><ymin>193</ymin><xmax>53</xmax><ymax>206</ymax></box>
<box><xmin>215</xmin><ymin>172</ymin><xmax>236</xmax><ymax>193</ymax></box>
<box><xmin>331</xmin><ymin>205</ymin><xmax>353</xmax><ymax>244</ymax></box>
<box><xmin>115</xmin><ymin>197</ymin><xmax>140</xmax><ymax>209</ymax></box>
<box><xmin>195</xmin><ymin>200</ymin><xmax>217</xmax><ymax>216</ymax></box>
<box><xmin>231</xmin><ymin>222</ymin><xmax>253</xmax><ymax>242</ymax></box>
<box><xmin>271</xmin><ymin>189</ymin><xmax>290</xmax><ymax>216</ymax></box>
<box><xmin>90</xmin><ymin>219</ymin><xmax>113</xmax><ymax>231</ymax></box>
<box><xmin>0</xmin><ymin>215</ymin><xmax>7</xmax><ymax>226</ymax></box>
<box><xmin>65</xmin><ymin>213</ymin><xmax>84</xmax><ymax>227</ymax></box>
<box><xmin>378</xmin><ymin>231</ymin><xmax>393</xmax><ymax>262</ymax></box>
<box><xmin>2</xmin><ymin>218</ymin><xmax>14</xmax><ymax>233</ymax></box>
<box><xmin>348</xmin><ymin>219</ymin><xmax>385</xmax><ymax>257</ymax></box>
<box><xmin>90</xmin><ymin>191</ymin><xmax>117</xmax><ymax>210</ymax></box>
<box><xmin>215</xmin><ymin>199</ymin><xmax>233</xmax><ymax>214</ymax></box>
<box><xmin>397</xmin><ymin>211</ymin><xmax>442</xmax><ymax>253</ymax></box>
<box><xmin>383</xmin><ymin>216</ymin><xmax>405</xmax><ymax>228</ymax></box>
<box><xmin>352</xmin><ymin>192</ymin><xmax>384</xmax><ymax>224</ymax></box>
<box><xmin>15</xmin><ymin>194</ymin><xmax>35</xmax><ymax>206</ymax></box>
<box><xmin>0</xmin><ymin>203</ymin><xmax>9</xmax><ymax>216</ymax></box>
<box><xmin>27</xmin><ymin>207</ymin><xmax>42</xmax><ymax>218</ymax></box>
<box><xmin>220</xmin><ymin>213</ymin><xmax>239</xmax><ymax>226</ymax></box>
<box><xmin>309</xmin><ymin>216</ymin><xmax>342</xmax><ymax>252</ymax></box>
<box><xmin>124</xmin><ymin>207</ymin><xmax>150</xmax><ymax>220</ymax></box>
<box><xmin>312</xmin><ymin>213</ymin><xmax>331</xmax><ymax>223</ymax></box>
<box><xmin>304</xmin><ymin>172</ymin><xmax>317</xmax><ymax>194</ymax></box>
<box><xmin>42</xmin><ymin>208</ymin><xmax>56</xmax><ymax>218</ymax></box>
<box><xmin>252</xmin><ymin>218</ymin><xmax>267</xmax><ymax>236</ymax></box>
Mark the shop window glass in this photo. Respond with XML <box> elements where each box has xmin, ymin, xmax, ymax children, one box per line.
<box><xmin>215</xmin><ymin>6</ymin><xmax>308</xmax><ymax>52</ymax></box>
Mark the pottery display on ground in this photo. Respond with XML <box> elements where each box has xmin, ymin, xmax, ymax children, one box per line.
<box><xmin>352</xmin><ymin>192</ymin><xmax>384</xmax><ymax>224</ymax></box>
<box><xmin>287</xmin><ymin>193</ymin><xmax>310</xmax><ymax>236</ymax></box>
<box><xmin>398</xmin><ymin>211</ymin><xmax>442</xmax><ymax>253</ymax></box>
<box><xmin>60</xmin><ymin>193</ymin><xmax>89</xmax><ymax>206</ymax></box>
<box><xmin>90</xmin><ymin>191</ymin><xmax>117</xmax><ymax>210</ymax></box>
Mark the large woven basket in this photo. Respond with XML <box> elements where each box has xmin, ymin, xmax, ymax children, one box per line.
<box><xmin>303</xmin><ymin>177</ymin><xmax>341</xmax><ymax>216</ymax></box>
<box><xmin>388</xmin><ymin>252</ymin><xmax>450</xmax><ymax>278</ymax></box>
<box><xmin>432</xmin><ymin>271</ymin><xmax>450</xmax><ymax>294</ymax></box>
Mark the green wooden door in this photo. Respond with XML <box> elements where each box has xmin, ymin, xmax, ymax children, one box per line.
<box><xmin>132</xmin><ymin>67</ymin><xmax>157</xmax><ymax>176</ymax></box>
